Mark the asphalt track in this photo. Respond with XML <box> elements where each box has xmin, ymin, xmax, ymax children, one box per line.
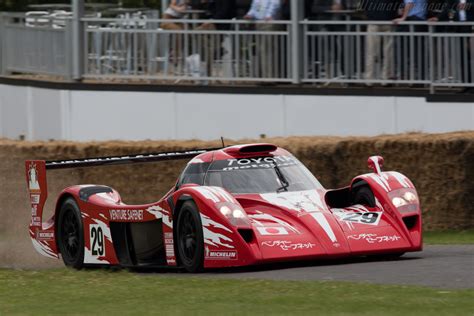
<box><xmin>199</xmin><ymin>245</ymin><xmax>474</xmax><ymax>289</ymax></box>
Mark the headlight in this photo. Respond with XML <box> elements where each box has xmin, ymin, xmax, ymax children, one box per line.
<box><xmin>219</xmin><ymin>203</ymin><xmax>250</xmax><ymax>227</ymax></box>
<box><xmin>392</xmin><ymin>197</ymin><xmax>407</xmax><ymax>207</ymax></box>
<box><xmin>388</xmin><ymin>188</ymin><xmax>419</xmax><ymax>213</ymax></box>
<box><xmin>219</xmin><ymin>206</ymin><xmax>232</xmax><ymax>216</ymax></box>
<box><xmin>403</xmin><ymin>191</ymin><xmax>417</xmax><ymax>203</ymax></box>
<box><xmin>232</xmin><ymin>209</ymin><xmax>246</xmax><ymax>218</ymax></box>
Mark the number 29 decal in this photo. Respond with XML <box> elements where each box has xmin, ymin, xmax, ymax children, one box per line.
<box><xmin>339</xmin><ymin>212</ymin><xmax>382</xmax><ymax>226</ymax></box>
<box><xmin>89</xmin><ymin>224</ymin><xmax>105</xmax><ymax>257</ymax></box>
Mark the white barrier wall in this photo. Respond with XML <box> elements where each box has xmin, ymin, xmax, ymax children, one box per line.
<box><xmin>0</xmin><ymin>84</ymin><xmax>473</xmax><ymax>141</ymax></box>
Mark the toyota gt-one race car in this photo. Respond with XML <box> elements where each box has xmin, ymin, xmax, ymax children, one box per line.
<box><xmin>26</xmin><ymin>144</ymin><xmax>422</xmax><ymax>272</ymax></box>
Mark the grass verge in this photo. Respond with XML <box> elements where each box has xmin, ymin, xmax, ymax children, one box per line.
<box><xmin>424</xmin><ymin>230</ymin><xmax>474</xmax><ymax>245</ymax></box>
<box><xmin>1</xmin><ymin>269</ymin><xmax>473</xmax><ymax>315</ymax></box>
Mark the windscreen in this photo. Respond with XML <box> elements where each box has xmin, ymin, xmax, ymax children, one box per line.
<box><xmin>204</xmin><ymin>155</ymin><xmax>323</xmax><ymax>194</ymax></box>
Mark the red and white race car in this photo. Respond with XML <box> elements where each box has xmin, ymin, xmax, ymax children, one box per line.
<box><xmin>26</xmin><ymin>144</ymin><xmax>422</xmax><ymax>272</ymax></box>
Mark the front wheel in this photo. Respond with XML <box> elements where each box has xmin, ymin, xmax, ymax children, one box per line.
<box><xmin>57</xmin><ymin>198</ymin><xmax>84</xmax><ymax>269</ymax></box>
<box><xmin>176</xmin><ymin>201</ymin><xmax>204</xmax><ymax>273</ymax></box>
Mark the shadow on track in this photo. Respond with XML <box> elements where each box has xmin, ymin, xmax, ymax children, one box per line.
<box><xmin>128</xmin><ymin>254</ymin><xmax>422</xmax><ymax>275</ymax></box>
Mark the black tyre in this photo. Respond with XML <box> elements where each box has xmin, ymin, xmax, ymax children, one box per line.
<box><xmin>176</xmin><ymin>201</ymin><xmax>204</xmax><ymax>273</ymax></box>
<box><xmin>352</xmin><ymin>185</ymin><xmax>376</xmax><ymax>208</ymax></box>
<box><xmin>57</xmin><ymin>198</ymin><xmax>84</xmax><ymax>269</ymax></box>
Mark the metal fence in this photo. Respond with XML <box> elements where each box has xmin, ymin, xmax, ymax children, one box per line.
<box><xmin>0</xmin><ymin>13</ymin><xmax>71</xmax><ymax>77</ymax></box>
<box><xmin>302</xmin><ymin>20</ymin><xmax>474</xmax><ymax>90</ymax></box>
<box><xmin>82</xmin><ymin>18</ymin><xmax>292</xmax><ymax>82</ymax></box>
<box><xmin>1</xmin><ymin>12</ymin><xmax>474</xmax><ymax>92</ymax></box>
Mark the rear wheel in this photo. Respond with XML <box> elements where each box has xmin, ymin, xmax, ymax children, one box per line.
<box><xmin>57</xmin><ymin>198</ymin><xmax>84</xmax><ymax>269</ymax></box>
<box><xmin>176</xmin><ymin>201</ymin><xmax>204</xmax><ymax>273</ymax></box>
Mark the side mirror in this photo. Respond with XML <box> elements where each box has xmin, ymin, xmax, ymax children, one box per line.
<box><xmin>368</xmin><ymin>156</ymin><xmax>384</xmax><ymax>175</ymax></box>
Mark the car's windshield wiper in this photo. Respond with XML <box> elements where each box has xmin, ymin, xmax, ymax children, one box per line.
<box><xmin>273</xmin><ymin>162</ymin><xmax>289</xmax><ymax>193</ymax></box>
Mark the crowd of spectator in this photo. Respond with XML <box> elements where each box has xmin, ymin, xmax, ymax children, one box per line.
<box><xmin>160</xmin><ymin>0</ymin><xmax>474</xmax><ymax>24</ymax></box>
<box><xmin>158</xmin><ymin>0</ymin><xmax>473</xmax><ymax>87</ymax></box>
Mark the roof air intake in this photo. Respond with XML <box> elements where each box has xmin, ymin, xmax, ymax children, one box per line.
<box><xmin>224</xmin><ymin>143</ymin><xmax>278</xmax><ymax>155</ymax></box>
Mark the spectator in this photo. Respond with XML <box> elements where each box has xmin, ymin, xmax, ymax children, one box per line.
<box><xmin>364</xmin><ymin>0</ymin><xmax>402</xmax><ymax>83</ymax></box>
<box><xmin>311</xmin><ymin>0</ymin><xmax>345</xmax><ymax>19</ymax></box>
<box><xmin>393</xmin><ymin>0</ymin><xmax>427</xmax><ymax>80</ymax></box>
<box><xmin>196</xmin><ymin>0</ymin><xmax>238</xmax><ymax>77</ymax></box>
<box><xmin>198</xmin><ymin>0</ymin><xmax>237</xmax><ymax>30</ymax></box>
<box><xmin>244</xmin><ymin>0</ymin><xmax>282</xmax><ymax>78</ymax></box>
<box><xmin>393</xmin><ymin>0</ymin><xmax>427</xmax><ymax>23</ymax></box>
<box><xmin>161</xmin><ymin>0</ymin><xmax>188</xmax><ymax>30</ymax></box>
<box><xmin>309</xmin><ymin>0</ymin><xmax>347</xmax><ymax>78</ymax></box>
<box><xmin>429</xmin><ymin>0</ymin><xmax>474</xmax><ymax>92</ymax></box>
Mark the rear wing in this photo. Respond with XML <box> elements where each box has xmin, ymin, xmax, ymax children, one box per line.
<box><xmin>25</xmin><ymin>147</ymin><xmax>220</xmax><ymax>232</ymax></box>
<box><xmin>44</xmin><ymin>148</ymin><xmax>221</xmax><ymax>170</ymax></box>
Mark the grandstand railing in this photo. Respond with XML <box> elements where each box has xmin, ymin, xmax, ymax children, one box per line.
<box><xmin>0</xmin><ymin>13</ymin><xmax>72</xmax><ymax>78</ymax></box>
<box><xmin>82</xmin><ymin>18</ymin><xmax>292</xmax><ymax>82</ymax></box>
<box><xmin>301</xmin><ymin>20</ymin><xmax>474</xmax><ymax>91</ymax></box>
<box><xmin>1</xmin><ymin>12</ymin><xmax>473</xmax><ymax>92</ymax></box>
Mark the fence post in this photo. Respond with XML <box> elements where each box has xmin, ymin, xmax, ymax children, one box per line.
<box><xmin>65</xmin><ymin>19</ymin><xmax>74</xmax><ymax>81</ymax></box>
<box><xmin>428</xmin><ymin>24</ymin><xmax>435</xmax><ymax>94</ymax></box>
<box><xmin>72</xmin><ymin>0</ymin><xmax>84</xmax><ymax>81</ymax></box>
<box><xmin>0</xmin><ymin>13</ymin><xmax>5</xmax><ymax>76</ymax></box>
<box><xmin>290</xmin><ymin>0</ymin><xmax>304</xmax><ymax>84</ymax></box>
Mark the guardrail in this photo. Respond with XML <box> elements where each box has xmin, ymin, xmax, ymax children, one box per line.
<box><xmin>1</xmin><ymin>12</ymin><xmax>473</xmax><ymax>92</ymax></box>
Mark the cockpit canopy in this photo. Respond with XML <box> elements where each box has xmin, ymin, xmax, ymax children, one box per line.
<box><xmin>178</xmin><ymin>154</ymin><xmax>323</xmax><ymax>194</ymax></box>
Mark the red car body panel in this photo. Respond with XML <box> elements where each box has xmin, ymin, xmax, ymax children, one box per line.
<box><xmin>26</xmin><ymin>145</ymin><xmax>422</xmax><ymax>269</ymax></box>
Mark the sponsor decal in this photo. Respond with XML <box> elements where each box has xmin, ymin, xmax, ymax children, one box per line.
<box><xmin>89</xmin><ymin>224</ymin><xmax>105</xmax><ymax>257</ymax></box>
<box><xmin>84</xmin><ymin>219</ymin><xmax>112</xmax><ymax>264</ymax></box>
<box><xmin>347</xmin><ymin>233</ymin><xmax>401</xmax><ymax>244</ymax></box>
<box><xmin>109</xmin><ymin>209</ymin><xmax>144</xmax><ymax>221</ymax></box>
<box><xmin>30</xmin><ymin>194</ymin><xmax>40</xmax><ymax>204</ymax></box>
<box><xmin>27</xmin><ymin>163</ymin><xmax>41</xmax><ymax>193</ymax></box>
<box><xmin>205</xmin><ymin>246</ymin><xmax>238</xmax><ymax>260</ymax></box>
<box><xmin>333</xmin><ymin>209</ymin><xmax>383</xmax><ymax>227</ymax></box>
<box><xmin>261</xmin><ymin>240</ymin><xmax>316</xmax><ymax>251</ymax></box>
<box><xmin>256</xmin><ymin>226</ymin><xmax>289</xmax><ymax>236</ymax></box>
<box><xmin>37</xmin><ymin>231</ymin><xmax>54</xmax><ymax>240</ymax></box>
<box><xmin>165</xmin><ymin>244</ymin><xmax>175</xmax><ymax>257</ymax></box>
<box><xmin>31</xmin><ymin>216</ymin><xmax>41</xmax><ymax>227</ymax></box>
<box><xmin>221</xmin><ymin>156</ymin><xmax>298</xmax><ymax>171</ymax></box>
<box><xmin>163</xmin><ymin>231</ymin><xmax>176</xmax><ymax>264</ymax></box>
<box><xmin>31</xmin><ymin>205</ymin><xmax>38</xmax><ymax>217</ymax></box>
